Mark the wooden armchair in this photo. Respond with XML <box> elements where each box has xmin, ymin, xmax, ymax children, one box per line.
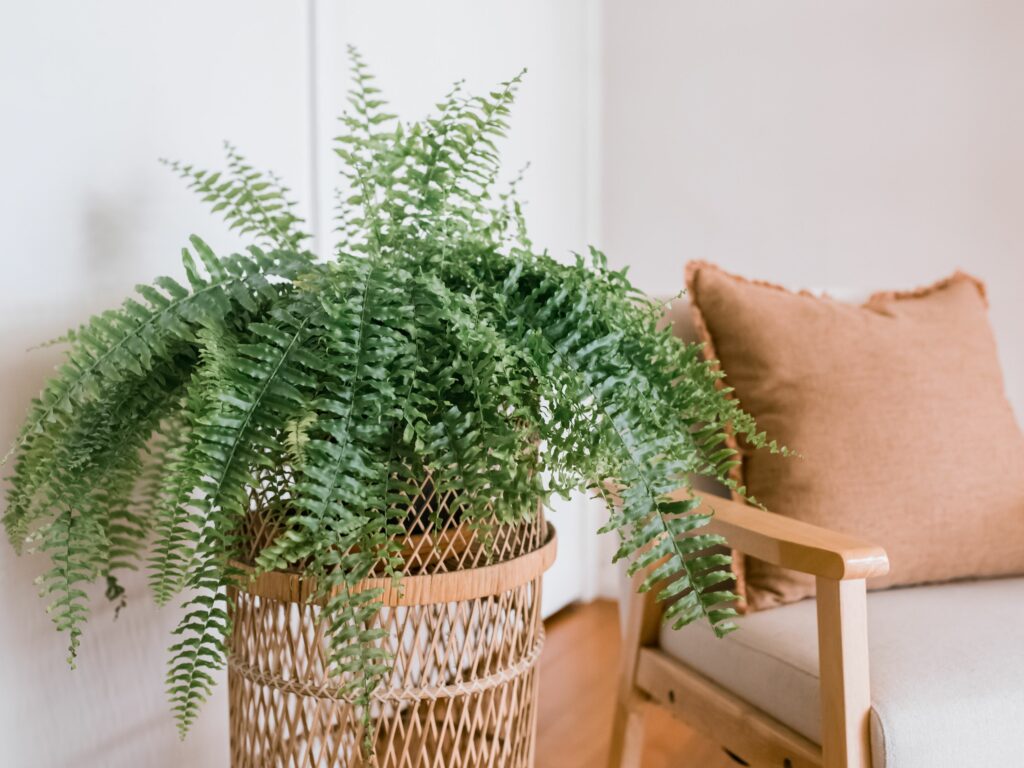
<box><xmin>608</xmin><ymin>283</ymin><xmax>1024</xmax><ymax>768</ymax></box>
<box><xmin>609</xmin><ymin>489</ymin><xmax>889</xmax><ymax>768</ymax></box>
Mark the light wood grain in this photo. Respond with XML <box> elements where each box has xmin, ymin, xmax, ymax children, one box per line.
<box><xmin>607</xmin><ymin>564</ymin><xmax>664</xmax><ymax>768</ymax></box>
<box><xmin>601</xmin><ymin>485</ymin><xmax>889</xmax><ymax>581</ymax></box>
<box><xmin>604</xmin><ymin>487</ymin><xmax>884</xmax><ymax>767</ymax></box>
<box><xmin>691</xmin><ymin>490</ymin><xmax>890</xmax><ymax>581</ymax></box>
<box><xmin>537</xmin><ymin>600</ymin><xmax>735</xmax><ymax>768</ymax></box>
<box><xmin>816</xmin><ymin>578</ymin><xmax>873</xmax><ymax>768</ymax></box>
<box><xmin>636</xmin><ymin>648</ymin><xmax>822</xmax><ymax>768</ymax></box>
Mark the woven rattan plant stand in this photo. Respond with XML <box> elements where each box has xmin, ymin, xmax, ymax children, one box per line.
<box><xmin>227</xmin><ymin>476</ymin><xmax>557</xmax><ymax>768</ymax></box>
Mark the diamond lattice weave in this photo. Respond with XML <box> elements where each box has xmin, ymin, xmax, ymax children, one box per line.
<box><xmin>228</xmin><ymin>474</ymin><xmax>553</xmax><ymax>767</ymax></box>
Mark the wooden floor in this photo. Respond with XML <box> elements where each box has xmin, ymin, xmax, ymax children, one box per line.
<box><xmin>536</xmin><ymin>599</ymin><xmax>735</xmax><ymax>768</ymax></box>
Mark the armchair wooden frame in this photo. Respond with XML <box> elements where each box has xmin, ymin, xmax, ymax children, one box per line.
<box><xmin>608</xmin><ymin>490</ymin><xmax>890</xmax><ymax>768</ymax></box>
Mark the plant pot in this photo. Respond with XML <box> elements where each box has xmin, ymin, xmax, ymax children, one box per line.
<box><xmin>227</xmin><ymin>476</ymin><xmax>557</xmax><ymax>767</ymax></box>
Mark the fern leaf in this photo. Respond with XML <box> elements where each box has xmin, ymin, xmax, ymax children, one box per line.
<box><xmin>163</xmin><ymin>149</ymin><xmax>311</xmax><ymax>251</ymax></box>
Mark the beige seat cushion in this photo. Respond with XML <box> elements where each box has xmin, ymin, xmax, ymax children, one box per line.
<box><xmin>685</xmin><ymin>263</ymin><xmax>1024</xmax><ymax>610</ymax></box>
<box><xmin>660</xmin><ymin>577</ymin><xmax>1024</xmax><ymax>768</ymax></box>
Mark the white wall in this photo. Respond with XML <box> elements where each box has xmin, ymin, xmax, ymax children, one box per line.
<box><xmin>0</xmin><ymin>3</ymin><xmax>312</xmax><ymax>766</ymax></box>
<box><xmin>600</xmin><ymin>0</ymin><xmax>1024</xmax><ymax>423</ymax></box>
<box><xmin>0</xmin><ymin>2</ymin><xmax>595</xmax><ymax>766</ymax></box>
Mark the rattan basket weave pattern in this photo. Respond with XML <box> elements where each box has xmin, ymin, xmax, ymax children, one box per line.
<box><xmin>228</xmin><ymin>472</ymin><xmax>556</xmax><ymax>768</ymax></box>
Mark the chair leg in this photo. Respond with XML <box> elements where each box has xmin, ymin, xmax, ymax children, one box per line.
<box><xmin>608</xmin><ymin>551</ymin><xmax>666</xmax><ymax>768</ymax></box>
<box><xmin>816</xmin><ymin>577</ymin><xmax>872</xmax><ymax>768</ymax></box>
<box><xmin>607</xmin><ymin>695</ymin><xmax>646</xmax><ymax>768</ymax></box>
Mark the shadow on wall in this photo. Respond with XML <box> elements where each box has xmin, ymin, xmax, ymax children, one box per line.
<box><xmin>82</xmin><ymin>180</ymin><xmax>155</xmax><ymax>286</ymax></box>
<box><xmin>0</xmin><ymin>311</ymin><xmax>228</xmax><ymax>768</ymax></box>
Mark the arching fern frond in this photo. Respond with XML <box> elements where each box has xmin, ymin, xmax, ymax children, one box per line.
<box><xmin>5</xmin><ymin>239</ymin><xmax>307</xmax><ymax>550</ymax></box>
<box><xmin>163</xmin><ymin>146</ymin><xmax>311</xmax><ymax>252</ymax></box>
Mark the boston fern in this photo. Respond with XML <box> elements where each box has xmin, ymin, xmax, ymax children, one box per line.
<box><xmin>3</xmin><ymin>49</ymin><xmax>778</xmax><ymax>737</ymax></box>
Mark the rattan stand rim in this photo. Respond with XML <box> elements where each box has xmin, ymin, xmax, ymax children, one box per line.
<box><xmin>230</xmin><ymin>522</ymin><xmax>557</xmax><ymax>607</ymax></box>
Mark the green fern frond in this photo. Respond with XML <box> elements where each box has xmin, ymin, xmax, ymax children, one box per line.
<box><xmin>166</xmin><ymin>564</ymin><xmax>231</xmax><ymax>737</ymax></box>
<box><xmin>36</xmin><ymin>508</ymin><xmax>102</xmax><ymax>664</ymax></box>
<box><xmin>163</xmin><ymin>148</ymin><xmax>311</xmax><ymax>251</ymax></box>
<box><xmin>147</xmin><ymin>390</ymin><xmax>204</xmax><ymax>607</ymax></box>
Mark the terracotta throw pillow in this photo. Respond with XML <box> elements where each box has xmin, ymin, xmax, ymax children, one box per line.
<box><xmin>685</xmin><ymin>262</ymin><xmax>1024</xmax><ymax>611</ymax></box>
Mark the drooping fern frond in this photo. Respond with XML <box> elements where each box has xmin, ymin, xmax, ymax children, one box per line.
<box><xmin>146</xmin><ymin>407</ymin><xmax>198</xmax><ymax>607</ymax></box>
<box><xmin>4</xmin><ymin>48</ymin><xmax>781</xmax><ymax>742</ymax></box>
<box><xmin>164</xmin><ymin>300</ymin><xmax>329</xmax><ymax>729</ymax></box>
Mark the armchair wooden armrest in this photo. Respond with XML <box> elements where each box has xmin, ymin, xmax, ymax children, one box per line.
<box><xmin>689</xmin><ymin>489</ymin><xmax>890</xmax><ymax>581</ymax></box>
<box><xmin>601</xmin><ymin>483</ymin><xmax>890</xmax><ymax>580</ymax></box>
<box><xmin>609</xmin><ymin>487</ymin><xmax>890</xmax><ymax>768</ymax></box>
